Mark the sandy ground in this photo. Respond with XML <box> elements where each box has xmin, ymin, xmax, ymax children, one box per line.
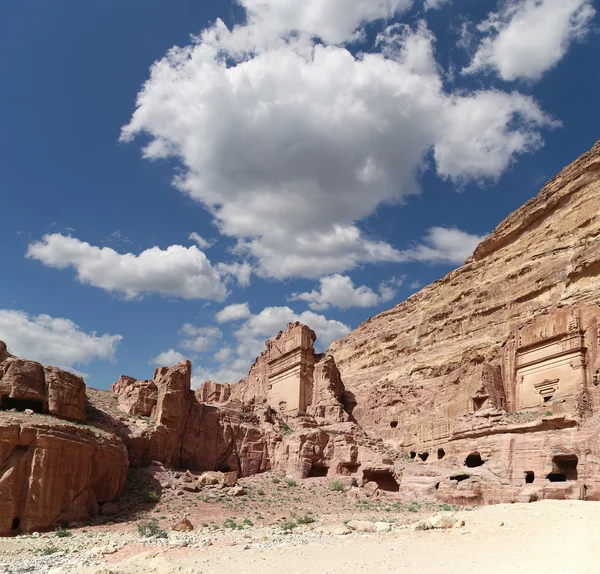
<box><xmin>106</xmin><ymin>500</ymin><xmax>600</xmax><ymax>574</ymax></box>
<box><xmin>2</xmin><ymin>500</ymin><xmax>599</xmax><ymax>574</ymax></box>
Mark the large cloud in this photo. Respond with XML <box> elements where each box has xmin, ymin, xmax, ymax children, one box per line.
<box><xmin>0</xmin><ymin>309</ymin><xmax>122</xmax><ymax>372</ymax></box>
<box><xmin>463</xmin><ymin>0</ymin><xmax>596</xmax><ymax>81</ymax></box>
<box><xmin>27</xmin><ymin>233</ymin><xmax>228</xmax><ymax>301</ymax></box>
<box><xmin>121</xmin><ymin>14</ymin><xmax>555</xmax><ymax>280</ymax></box>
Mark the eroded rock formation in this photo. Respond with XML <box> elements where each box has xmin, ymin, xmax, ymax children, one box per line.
<box><xmin>0</xmin><ymin>343</ymin><xmax>129</xmax><ymax>535</ymax></box>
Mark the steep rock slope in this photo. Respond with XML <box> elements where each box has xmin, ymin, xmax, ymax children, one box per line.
<box><xmin>328</xmin><ymin>139</ymin><xmax>600</xmax><ymax>441</ymax></box>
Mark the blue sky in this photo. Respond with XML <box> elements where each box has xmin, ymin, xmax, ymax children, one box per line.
<box><xmin>1</xmin><ymin>0</ymin><xmax>599</xmax><ymax>388</ymax></box>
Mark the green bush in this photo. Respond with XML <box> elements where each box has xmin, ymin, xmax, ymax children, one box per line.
<box><xmin>55</xmin><ymin>526</ymin><xmax>72</xmax><ymax>538</ymax></box>
<box><xmin>286</xmin><ymin>479</ymin><xmax>297</xmax><ymax>487</ymax></box>
<box><xmin>145</xmin><ymin>490</ymin><xmax>160</xmax><ymax>503</ymax></box>
<box><xmin>330</xmin><ymin>480</ymin><xmax>345</xmax><ymax>492</ymax></box>
<box><xmin>296</xmin><ymin>514</ymin><xmax>315</xmax><ymax>525</ymax></box>
<box><xmin>272</xmin><ymin>477</ymin><xmax>281</xmax><ymax>484</ymax></box>
<box><xmin>136</xmin><ymin>519</ymin><xmax>167</xmax><ymax>538</ymax></box>
<box><xmin>39</xmin><ymin>546</ymin><xmax>60</xmax><ymax>556</ymax></box>
<box><xmin>281</xmin><ymin>521</ymin><xmax>298</xmax><ymax>531</ymax></box>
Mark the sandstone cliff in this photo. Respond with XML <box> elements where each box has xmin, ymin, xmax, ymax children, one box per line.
<box><xmin>323</xmin><ymin>138</ymin><xmax>600</xmax><ymax>503</ymax></box>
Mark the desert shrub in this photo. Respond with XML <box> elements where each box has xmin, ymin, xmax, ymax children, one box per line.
<box><xmin>55</xmin><ymin>526</ymin><xmax>72</xmax><ymax>538</ymax></box>
<box><xmin>38</xmin><ymin>546</ymin><xmax>60</xmax><ymax>555</ymax></box>
<box><xmin>296</xmin><ymin>514</ymin><xmax>315</xmax><ymax>525</ymax></box>
<box><xmin>281</xmin><ymin>521</ymin><xmax>298</xmax><ymax>531</ymax></box>
<box><xmin>136</xmin><ymin>519</ymin><xmax>167</xmax><ymax>538</ymax></box>
<box><xmin>272</xmin><ymin>477</ymin><xmax>281</xmax><ymax>484</ymax></box>
<box><xmin>145</xmin><ymin>490</ymin><xmax>160</xmax><ymax>503</ymax></box>
<box><xmin>286</xmin><ymin>479</ymin><xmax>297</xmax><ymax>487</ymax></box>
<box><xmin>330</xmin><ymin>480</ymin><xmax>345</xmax><ymax>492</ymax></box>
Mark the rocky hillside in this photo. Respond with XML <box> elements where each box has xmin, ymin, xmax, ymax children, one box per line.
<box><xmin>328</xmin><ymin>139</ymin><xmax>600</xmax><ymax>444</ymax></box>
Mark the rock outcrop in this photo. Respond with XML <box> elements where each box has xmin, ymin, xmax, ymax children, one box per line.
<box><xmin>111</xmin><ymin>328</ymin><xmax>389</xmax><ymax>480</ymax></box>
<box><xmin>0</xmin><ymin>342</ymin><xmax>129</xmax><ymax>535</ymax></box>
<box><xmin>0</xmin><ymin>344</ymin><xmax>86</xmax><ymax>422</ymax></box>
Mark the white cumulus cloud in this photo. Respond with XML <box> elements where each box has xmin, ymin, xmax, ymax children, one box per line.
<box><xmin>401</xmin><ymin>226</ymin><xmax>486</xmax><ymax>264</ymax></box>
<box><xmin>215</xmin><ymin>303</ymin><xmax>252</xmax><ymax>323</ymax></box>
<box><xmin>178</xmin><ymin>325</ymin><xmax>222</xmax><ymax>353</ymax></box>
<box><xmin>290</xmin><ymin>274</ymin><xmax>400</xmax><ymax>311</ymax></box>
<box><xmin>234</xmin><ymin>306</ymin><xmax>351</xmax><ymax>361</ymax></box>
<box><xmin>27</xmin><ymin>233</ymin><xmax>228</xmax><ymax>301</ymax></box>
<box><xmin>423</xmin><ymin>0</ymin><xmax>451</xmax><ymax>10</ymax></box>
<box><xmin>121</xmin><ymin>15</ymin><xmax>555</xmax><ymax>280</ymax></box>
<box><xmin>239</xmin><ymin>0</ymin><xmax>414</xmax><ymax>45</ymax></box>
<box><xmin>150</xmin><ymin>349</ymin><xmax>188</xmax><ymax>366</ymax></box>
<box><xmin>0</xmin><ymin>309</ymin><xmax>122</xmax><ymax>372</ymax></box>
<box><xmin>463</xmin><ymin>0</ymin><xmax>596</xmax><ymax>81</ymax></box>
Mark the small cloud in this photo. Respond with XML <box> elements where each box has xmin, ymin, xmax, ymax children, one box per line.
<box><xmin>215</xmin><ymin>302</ymin><xmax>251</xmax><ymax>323</ymax></box>
<box><xmin>150</xmin><ymin>349</ymin><xmax>188</xmax><ymax>366</ymax></box>
<box><xmin>189</xmin><ymin>232</ymin><xmax>215</xmax><ymax>249</ymax></box>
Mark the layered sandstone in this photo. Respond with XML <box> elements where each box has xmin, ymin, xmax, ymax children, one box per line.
<box><xmin>323</xmin><ymin>138</ymin><xmax>600</xmax><ymax>503</ymax></box>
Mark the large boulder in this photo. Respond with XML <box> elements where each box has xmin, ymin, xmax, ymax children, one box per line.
<box><xmin>44</xmin><ymin>366</ymin><xmax>86</xmax><ymax>422</ymax></box>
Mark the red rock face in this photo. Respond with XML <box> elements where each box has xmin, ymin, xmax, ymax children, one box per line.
<box><xmin>0</xmin><ymin>344</ymin><xmax>86</xmax><ymax>422</ymax></box>
<box><xmin>0</xmin><ymin>418</ymin><xmax>128</xmax><ymax>536</ymax></box>
<box><xmin>44</xmin><ymin>366</ymin><xmax>86</xmax><ymax>422</ymax></box>
<box><xmin>110</xmin><ymin>375</ymin><xmax>157</xmax><ymax>417</ymax></box>
<box><xmin>0</xmin><ymin>344</ymin><xmax>128</xmax><ymax>536</ymax></box>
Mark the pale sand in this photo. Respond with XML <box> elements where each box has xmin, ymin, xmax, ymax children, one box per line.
<box><xmin>97</xmin><ymin>500</ymin><xmax>600</xmax><ymax>574</ymax></box>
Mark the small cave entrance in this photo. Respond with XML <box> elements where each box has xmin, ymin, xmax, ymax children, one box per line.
<box><xmin>418</xmin><ymin>452</ymin><xmax>429</xmax><ymax>462</ymax></box>
<box><xmin>0</xmin><ymin>396</ymin><xmax>44</xmax><ymax>414</ymax></box>
<box><xmin>450</xmin><ymin>474</ymin><xmax>471</xmax><ymax>482</ymax></box>
<box><xmin>339</xmin><ymin>463</ymin><xmax>361</xmax><ymax>476</ymax></box>
<box><xmin>547</xmin><ymin>455</ymin><xmax>578</xmax><ymax>482</ymax></box>
<box><xmin>525</xmin><ymin>471</ymin><xmax>535</xmax><ymax>484</ymax></box>
<box><xmin>308</xmin><ymin>464</ymin><xmax>329</xmax><ymax>478</ymax></box>
<box><xmin>390</xmin><ymin>420</ymin><xmax>398</xmax><ymax>429</ymax></box>
<box><xmin>437</xmin><ymin>448</ymin><xmax>445</xmax><ymax>460</ymax></box>
<box><xmin>363</xmin><ymin>470</ymin><xmax>400</xmax><ymax>492</ymax></box>
<box><xmin>409</xmin><ymin>451</ymin><xmax>416</xmax><ymax>459</ymax></box>
<box><xmin>465</xmin><ymin>452</ymin><xmax>484</xmax><ymax>468</ymax></box>
<box><xmin>11</xmin><ymin>518</ymin><xmax>20</xmax><ymax>531</ymax></box>
<box><xmin>450</xmin><ymin>474</ymin><xmax>470</xmax><ymax>482</ymax></box>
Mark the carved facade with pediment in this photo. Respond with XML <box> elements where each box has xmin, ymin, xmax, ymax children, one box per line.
<box><xmin>503</xmin><ymin>306</ymin><xmax>600</xmax><ymax>414</ymax></box>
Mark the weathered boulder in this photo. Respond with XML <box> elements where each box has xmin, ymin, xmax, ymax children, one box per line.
<box><xmin>44</xmin><ymin>366</ymin><xmax>86</xmax><ymax>422</ymax></box>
